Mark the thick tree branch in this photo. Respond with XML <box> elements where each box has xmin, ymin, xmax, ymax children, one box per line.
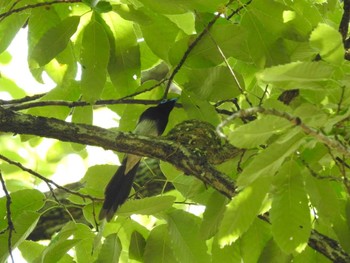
<box><xmin>0</xmin><ymin>107</ymin><xmax>236</xmax><ymax>198</ymax></box>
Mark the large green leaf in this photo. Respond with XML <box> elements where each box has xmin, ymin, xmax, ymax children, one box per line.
<box><xmin>237</xmin><ymin>132</ymin><xmax>304</xmax><ymax>187</ymax></box>
<box><xmin>257</xmin><ymin>61</ymin><xmax>335</xmax><ymax>90</ymax></box>
<box><xmin>241</xmin><ymin>0</ymin><xmax>287</xmax><ymax>67</ymax></box>
<box><xmin>117</xmin><ymin>196</ymin><xmax>176</xmax><ymax>216</ymax></box>
<box><xmin>218</xmin><ymin>176</ymin><xmax>272</xmax><ymax>247</ymax></box>
<box><xmin>181</xmin><ymin>92</ymin><xmax>220</xmax><ymax>126</ymax></box>
<box><xmin>167</xmin><ymin>210</ymin><xmax>210</xmax><ymax>263</ymax></box>
<box><xmin>179</xmin><ymin>66</ymin><xmax>243</xmax><ymax>101</ymax></box>
<box><xmin>270</xmin><ymin>161</ymin><xmax>311</xmax><ymax>254</ymax></box>
<box><xmin>0</xmin><ymin>11</ymin><xmax>28</xmax><ymax>53</ymax></box>
<box><xmin>310</xmin><ymin>23</ymin><xmax>344</xmax><ymax>65</ymax></box>
<box><xmin>102</xmin><ymin>12</ymin><xmax>140</xmax><ymax>96</ymax></box>
<box><xmin>129</xmin><ymin>231</ymin><xmax>146</xmax><ymax>261</ymax></box>
<box><xmin>200</xmin><ymin>191</ymin><xmax>228</xmax><ymax>240</ymax></box>
<box><xmin>240</xmin><ymin>218</ymin><xmax>271</xmax><ymax>262</ymax></box>
<box><xmin>80</xmin><ymin>17</ymin><xmax>110</xmax><ymax>102</ymax></box>
<box><xmin>0</xmin><ymin>211</ymin><xmax>41</xmax><ymax>263</ymax></box>
<box><xmin>229</xmin><ymin>115</ymin><xmax>292</xmax><ymax>148</ymax></box>
<box><xmin>140</xmin><ymin>12</ymin><xmax>180</xmax><ymax>62</ymax></box>
<box><xmin>144</xmin><ymin>225</ymin><xmax>177</xmax><ymax>263</ymax></box>
<box><xmin>96</xmin><ymin>233</ymin><xmax>122</xmax><ymax>263</ymax></box>
<box><xmin>0</xmin><ymin>189</ymin><xmax>45</xmax><ymax>224</ymax></box>
<box><xmin>31</xmin><ymin>16</ymin><xmax>80</xmax><ymax>66</ymax></box>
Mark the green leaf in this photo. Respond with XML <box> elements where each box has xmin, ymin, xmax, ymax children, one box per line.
<box><xmin>80</xmin><ymin>164</ymin><xmax>117</xmax><ymax>198</ymax></box>
<box><xmin>167</xmin><ymin>210</ymin><xmax>210</xmax><ymax>263</ymax></box>
<box><xmin>0</xmin><ymin>12</ymin><xmax>29</xmax><ymax>53</ymax></box>
<box><xmin>0</xmin><ymin>189</ymin><xmax>45</xmax><ymax>223</ymax></box>
<box><xmin>73</xmin><ymin>224</ymin><xmax>96</xmax><ymax>263</ymax></box>
<box><xmin>310</xmin><ymin>23</ymin><xmax>344</xmax><ymax>65</ymax></box>
<box><xmin>40</xmin><ymin>239</ymin><xmax>79</xmax><ymax>263</ymax></box>
<box><xmin>258</xmin><ymin>239</ymin><xmax>292</xmax><ymax>263</ymax></box>
<box><xmin>140</xmin><ymin>13</ymin><xmax>180</xmax><ymax>62</ymax></box>
<box><xmin>117</xmin><ymin>196</ymin><xmax>176</xmax><ymax>216</ymax></box>
<box><xmin>237</xmin><ymin>132</ymin><xmax>304</xmax><ymax>187</ymax></box>
<box><xmin>200</xmin><ymin>191</ymin><xmax>227</xmax><ymax>239</ymax></box>
<box><xmin>95</xmin><ymin>1</ymin><xmax>113</xmax><ymax>13</ymax></box>
<box><xmin>80</xmin><ymin>18</ymin><xmax>110</xmax><ymax>102</ymax></box>
<box><xmin>19</xmin><ymin>241</ymin><xmax>46</xmax><ymax>263</ymax></box>
<box><xmin>0</xmin><ymin>77</ymin><xmax>26</xmax><ymax>99</ymax></box>
<box><xmin>257</xmin><ymin>61</ymin><xmax>335</xmax><ymax>90</ymax></box>
<box><xmin>181</xmin><ymin>92</ymin><xmax>220</xmax><ymax>126</ymax></box>
<box><xmin>96</xmin><ymin>234</ymin><xmax>122</xmax><ymax>263</ymax></box>
<box><xmin>218</xmin><ymin>176</ymin><xmax>272</xmax><ymax>247</ymax></box>
<box><xmin>144</xmin><ymin>225</ymin><xmax>177</xmax><ymax>263</ymax></box>
<box><xmin>72</xmin><ymin>105</ymin><xmax>93</xmax><ymax>125</ymax></box>
<box><xmin>102</xmin><ymin>12</ymin><xmax>140</xmax><ymax>96</ymax></box>
<box><xmin>178</xmin><ymin>66</ymin><xmax>243</xmax><ymax>101</ymax></box>
<box><xmin>182</xmin><ymin>24</ymin><xmax>251</xmax><ymax>66</ymax></box>
<box><xmin>129</xmin><ymin>231</ymin><xmax>146</xmax><ymax>261</ymax></box>
<box><xmin>270</xmin><ymin>161</ymin><xmax>311</xmax><ymax>253</ymax></box>
<box><xmin>229</xmin><ymin>115</ymin><xmax>292</xmax><ymax>148</ymax></box>
<box><xmin>240</xmin><ymin>219</ymin><xmax>271</xmax><ymax>263</ymax></box>
<box><xmin>0</xmin><ymin>211</ymin><xmax>41</xmax><ymax>263</ymax></box>
<box><xmin>31</xmin><ymin>16</ymin><xmax>80</xmax><ymax>66</ymax></box>
<box><xmin>212</xmin><ymin>236</ymin><xmax>241</xmax><ymax>262</ymax></box>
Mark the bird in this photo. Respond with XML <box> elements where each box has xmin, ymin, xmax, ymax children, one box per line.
<box><xmin>99</xmin><ymin>98</ymin><xmax>177</xmax><ymax>221</ymax></box>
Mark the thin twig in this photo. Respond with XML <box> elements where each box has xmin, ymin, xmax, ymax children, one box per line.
<box><xmin>5</xmin><ymin>79</ymin><xmax>170</xmax><ymax>111</ymax></box>
<box><xmin>0</xmin><ymin>93</ymin><xmax>45</xmax><ymax>105</ymax></box>
<box><xmin>0</xmin><ymin>0</ymin><xmax>81</xmax><ymax>21</ymax></box>
<box><xmin>0</xmin><ymin>172</ymin><xmax>15</xmax><ymax>263</ymax></box>
<box><xmin>6</xmin><ymin>99</ymin><xmax>161</xmax><ymax>111</ymax></box>
<box><xmin>226</xmin><ymin>0</ymin><xmax>253</xmax><ymax>20</ymax></box>
<box><xmin>216</xmin><ymin>107</ymin><xmax>350</xmax><ymax>157</ymax></box>
<box><xmin>0</xmin><ymin>154</ymin><xmax>100</xmax><ymax>202</ymax></box>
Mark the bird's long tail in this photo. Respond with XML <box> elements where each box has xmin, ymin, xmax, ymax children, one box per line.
<box><xmin>99</xmin><ymin>157</ymin><xmax>140</xmax><ymax>221</ymax></box>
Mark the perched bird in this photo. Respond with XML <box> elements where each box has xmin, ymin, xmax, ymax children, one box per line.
<box><xmin>99</xmin><ymin>99</ymin><xmax>177</xmax><ymax>221</ymax></box>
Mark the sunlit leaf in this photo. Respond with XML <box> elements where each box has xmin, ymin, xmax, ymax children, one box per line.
<box><xmin>310</xmin><ymin>23</ymin><xmax>344</xmax><ymax>65</ymax></box>
<box><xmin>237</xmin><ymin>132</ymin><xmax>304</xmax><ymax>187</ymax></box>
<box><xmin>229</xmin><ymin>115</ymin><xmax>292</xmax><ymax>148</ymax></box>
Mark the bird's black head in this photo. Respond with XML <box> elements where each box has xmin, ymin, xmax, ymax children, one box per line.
<box><xmin>137</xmin><ymin>98</ymin><xmax>177</xmax><ymax>135</ymax></box>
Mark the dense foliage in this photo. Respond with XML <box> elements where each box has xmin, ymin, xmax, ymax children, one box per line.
<box><xmin>0</xmin><ymin>0</ymin><xmax>350</xmax><ymax>262</ymax></box>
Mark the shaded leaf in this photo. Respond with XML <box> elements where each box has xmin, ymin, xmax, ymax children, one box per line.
<box><xmin>270</xmin><ymin>161</ymin><xmax>311</xmax><ymax>253</ymax></box>
<box><xmin>144</xmin><ymin>225</ymin><xmax>177</xmax><ymax>263</ymax></box>
<box><xmin>31</xmin><ymin>16</ymin><xmax>80</xmax><ymax>66</ymax></box>
<box><xmin>96</xmin><ymin>233</ymin><xmax>122</xmax><ymax>263</ymax></box>
<box><xmin>117</xmin><ymin>196</ymin><xmax>176</xmax><ymax>216</ymax></box>
<box><xmin>129</xmin><ymin>231</ymin><xmax>146</xmax><ymax>261</ymax></box>
<box><xmin>167</xmin><ymin>210</ymin><xmax>210</xmax><ymax>263</ymax></box>
<box><xmin>218</xmin><ymin>176</ymin><xmax>272</xmax><ymax>247</ymax></box>
<box><xmin>80</xmin><ymin>18</ymin><xmax>110</xmax><ymax>102</ymax></box>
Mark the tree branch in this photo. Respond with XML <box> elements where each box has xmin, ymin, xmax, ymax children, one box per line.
<box><xmin>0</xmin><ymin>0</ymin><xmax>81</xmax><ymax>21</ymax></box>
<box><xmin>0</xmin><ymin>107</ymin><xmax>236</xmax><ymax>198</ymax></box>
